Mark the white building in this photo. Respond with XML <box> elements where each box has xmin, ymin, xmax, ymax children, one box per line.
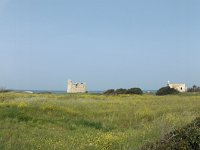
<box><xmin>167</xmin><ymin>81</ymin><xmax>187</xmax><ymax>92</ymax></box>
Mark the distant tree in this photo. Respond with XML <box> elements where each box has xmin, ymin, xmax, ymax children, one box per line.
<box><xmin>115</xmin><ymin>88</ymin><xmax>127</xmax><ymax>94</ymax></box>
<box><xmin>103</xmin><ymin>89</ymin><xmax>115</xmax><ymax>95</ymax></box>
<box><xmin>156</xmin><ymin>86</ymin><xmax>179</xmax><ymax>96</ymax></box>
<box><xmin>0</xmin><ymin>88</ymin><xmax>12</xmax><ymax>93</ymax></box>
<box><xmin>126</xmin><ymin>88</ymin><xmax>143</xmax><ymax>95</ymax></box>
<box><xmin>187</xmin><ymin>85</ymin><xmax>200</xmax><ymax>92</ymax></box>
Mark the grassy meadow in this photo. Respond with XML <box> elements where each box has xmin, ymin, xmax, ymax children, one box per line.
<box><xmin>0</xmin><ymin>92</ymin><xmax>199</xmax><ymax>150</ymax></box>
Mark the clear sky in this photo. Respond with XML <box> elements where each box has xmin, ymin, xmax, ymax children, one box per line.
<box><xmin>0</xmin><ymin>0</ymin><xmax>200</xmax><ymax>91</ymax></box>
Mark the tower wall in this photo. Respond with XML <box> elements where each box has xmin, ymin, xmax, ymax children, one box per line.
<box><xmin>67</xmin><ymin>80</ymin><xmax>86</xmax><ymax>93</ymax></box>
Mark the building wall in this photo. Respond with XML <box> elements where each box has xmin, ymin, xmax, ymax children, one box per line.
<box><xmin>168</xmin><ymin>83</ymin><xmax>187</xmax><ymax>92</ymax></box>
<box><xmin>67</xmin><ymin>80</ymin><xmax>86</xmax><ymax>93</ymax></box>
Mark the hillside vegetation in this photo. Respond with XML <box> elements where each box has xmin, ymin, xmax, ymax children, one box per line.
<box><xmin>0</xmin><ymin>92</ymin><xmax>199</xmax><ymax>150</ymax></box>
<box><xmin>141</xmin><ymin>117</ymin><xmax>200</xmax><ymax>149</ymax></box>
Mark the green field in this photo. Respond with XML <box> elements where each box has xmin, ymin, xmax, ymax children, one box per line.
<box><xmin>0</xmin><ymin>93</ymin><xmax>199</xmax><ymax>150</ymax></box>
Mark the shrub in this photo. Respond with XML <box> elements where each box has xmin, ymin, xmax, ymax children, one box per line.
<box><xmin>156</xmin><ymin>86</ymin><xmax>179</xmax><ymax>96</ymax></box>
<box><xmin>126</xmin><ymin>88</ymin><xmax>143</xmax><ymax>95</ymax></box>
<box><xmin>0</xmin><ymin>88</ymin><xmax>12</xmax><ymax>93</ymax></box>
<box><xmin>115</xmin><ymin>88</ymin><xmax>127</xmax><ymax>94</ymax></box>
<box><xmin>104</xmin><ymin>89</ymin><xmax>115</xmax><ymax>95</ymax></box>
<box><xmin>104</xmin><ymin>88</ymin><xmax>143</xmax><ymax>95</ymax></box>
<box><xmin>140</xmin><ymin>117</ymin><xmax>200</xmax><ymax>150</ymax></box>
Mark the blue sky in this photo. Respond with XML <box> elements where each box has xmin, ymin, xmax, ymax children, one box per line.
<box><xmin>0</xmin><ymin>0</ymin><xmax>200</xmax><ymax>91</ymax></box>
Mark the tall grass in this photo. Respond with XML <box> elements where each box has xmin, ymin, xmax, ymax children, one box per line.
<box><xmin>0</xmin><ymin>92</ymin><xmax>199</xmax><ymax>149</ymax></box>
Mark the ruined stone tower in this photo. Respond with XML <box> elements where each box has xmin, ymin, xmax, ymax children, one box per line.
<box><xmin>67</xmin><ymin>80</ymin><xmax>86</xmax><ymax>93</ymax></box>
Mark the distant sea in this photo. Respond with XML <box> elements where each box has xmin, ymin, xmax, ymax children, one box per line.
<box><xmin>15</xmin><ymin>90</ymin><xmax>156</xmax><ymax>94</ymax></box>
<box><xmin>16</xmin><ymin>90</ymin><xmax>104</xmax><ymax>94</ymax></box>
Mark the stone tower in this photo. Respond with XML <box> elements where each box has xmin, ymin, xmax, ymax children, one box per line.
<box><xmin>67</xmin><ymin>80</ymin><xmax>86</xmax><ymax>93</ymax></box>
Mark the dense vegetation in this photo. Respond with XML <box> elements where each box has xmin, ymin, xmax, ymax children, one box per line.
<box><xmin>188</xmin><ymin>85</ymin><xmax>200</xmax><ymax>92</ymax></box>
<box><xmin>156</xmin><ymin>86</ymin><xmax>179</xmax><ymax>96</ymax></box>
<box><xmin>104</xmin><ymin>88</ymin><xmax>143</xmax><ymax>95</ymax></box>
<box><xmin>0</xmin><ymin>88</ymin><xmax>12</xmax><ymax>93</ymax></box>
<box><xmin>0</xmin><ymin>92</ymin><xmax>199</xmax><ymax>150</ymax></box>
<box><xmin>141</xmin><ymin>117</ymin><xmax>200</xmax><ymax>150</ymax></box>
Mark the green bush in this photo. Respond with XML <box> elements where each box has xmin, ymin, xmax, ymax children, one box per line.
<box><xmin>115</xmin><ymin>88</ymin><xmax>127</xmax><ymax>94</ymax></box>
<box><xmin>126</xmin><ymin>88</ymin><xmax>143</xmax><ymax>95</ymax></box>
<box><xmin>0</xmin><ymin>88</ymin><xmax>12</xmax><ymax>93</ymax></box>
<box><xmin>141</xmin><ymin>117</ymin><xmax>200</xmax><ymax>150</ymax></box>
<box><xmin>104</xmin><ymin>88</ymin><xmax>143</xmax><ymax>95</ymax></box>
<box><xmin>156</xmin><ymin>86</ymin><xmax>179</xmax><ymax>96</ymax></box>
<box><xmin>104</xmin><ymin>89</ymin><xmax>115</xmax><ymax>95</ymax></box>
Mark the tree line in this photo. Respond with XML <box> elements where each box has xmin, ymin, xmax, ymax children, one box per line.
<box><xmin>104</xmin><ymin>85</ymin><xmax>200</xmax><ymax>96</ymax></box>
<box><xmin>104</xmin><ymin>88</ymin><xmax>143</xmax><ymax>95</ymax></box>
<box><xmin>187</xmin><ymin>85</ymin><xmax>200</xmax><ymax>92</ymax></box>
